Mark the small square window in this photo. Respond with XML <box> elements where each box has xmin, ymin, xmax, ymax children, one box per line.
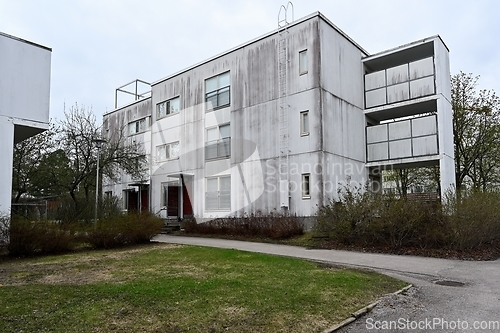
<box><xmin>300</xmin><ymin>111</ymin><xmax>309</xmax><ymax>136</ymax></box>
<box><xmin>299</xmin><ymin>50</ymin><xmax>308</xmax><ymax>75</ymax></box>
<box><xmin>302</xmin><ymin>174</ymin><xmax>311</xmax><ymax>199</ymax></box>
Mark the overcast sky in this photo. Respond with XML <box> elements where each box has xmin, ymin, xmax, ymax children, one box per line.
<box><xmin>1</xmin><ymin>0</ymin><xmax>499</xmax><ymax>122</ymax></box>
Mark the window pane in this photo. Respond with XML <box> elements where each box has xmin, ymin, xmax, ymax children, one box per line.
<box><xmin>219</xmin><ymin>72</ymin><xmax>230</xmax><ymax>88</ymax></box>
<box><xmin>206</xmin><ymin>193</ymin><xmax>219</xmax><ymax>210</ymax></box>
<box><xmin>301</xmin><ymin>112</ymin><xmax>309</xmax><ymax>134</ymax></box>
<box><xmin>129</xmin><ymin>122</ymin><xmax>136</xmax><ymax>135</ymax></box>
<box><xmin>170</xmin><ymin>142</ymin><xmax>179</xmax><ymax>158</ymax></box>
<box><xmin>219</xmin><ymin>176</ymin><xmax>231</xmax><ymax>210</ymax></box>
<box><xmin>299</xmin><ymin>50</ymin><xmax>307</xmax><ymax>73</ymax></box>
<box><xmin>207</xmin><ymin>127</ymin><xmax>218</xmax><ymax>142</ymax></box>
<box><xmin>218</xmin><ymin>87</ymin><xmax>230</xmax><ymax>107</ymax></box>
<box><xmin>157</xmin><ymin>102</ymin><xmax>167</xmax><ymax>118</ymax></box>
<box><xmin>170</xmin><ymin>97</ymin><xmax>180</xmax><ymax>114</ymax></box>
<box><xmin>206</xmin><ymin>91</ymin><xmax>218</xmax><ymax>110</ymax></box>
<box><xmin>220</xmin><ymin>176</ymin><xmax>231</xmax><ymax>192</ymax></box>
<box><xmin>138</xmin><ymin>118</ymin><xmax>146</xmax><ymax>132</ymax></box>
<box><xmin>219</xmin><ymin>124</ymin><xmax>230</xmax><ymax>138</ymax></box>
<box><xmin>302</xmin><ymin>174</ymin><xmax>310</xmax><ymax>197</ymax></box>
<box><xmin>207</xmin><ymin>178</ymin><xmax>218</xmax><ymax>192</ymax></box>
<box><xmin>206</xmin><ymin>76</ymin><xmax>218</xmax><ymax>93</ymax></box>
<box><xmin>219</xmin><ymin>193</ymin><xmax>231</xmax><ymax>210</ymax></box>
<box><xmin>157</xmin><ymin>145</ymin><xmax>166</xmax><ymax>161</ymax></box>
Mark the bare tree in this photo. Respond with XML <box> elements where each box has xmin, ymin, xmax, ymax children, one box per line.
<box><xmin>452</xmin><ymin>72</ymin><xmax>500</xmax><ymax>190</ymax></box>
<box><xmin>59</xmin><ymin>104</ymin><xmax>146</xmax><ymax>208</ymax></box>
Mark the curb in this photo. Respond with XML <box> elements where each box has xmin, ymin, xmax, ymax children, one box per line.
<box><xmin>321</xmin><ymin>284</ymin><xmax>413</xmax><ymax>333</ymax></box>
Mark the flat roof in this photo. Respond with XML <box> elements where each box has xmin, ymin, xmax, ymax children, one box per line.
<box><xmin>363</xmin><ymin>35</ymin><xmax>449</xmax><ymax>70</ymax></box>
<box><xmin>152</xmin><ymin>11</ymin><xmax>369</xmax><ymax>86</ymax></box>
<box><xmin>0</xmin><ymin>31</ymin><xmax>52</xmax><ymax>52</ymax></box>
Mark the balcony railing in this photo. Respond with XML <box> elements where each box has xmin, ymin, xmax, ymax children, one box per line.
<box><xmin>365</xmin><ymin>56</ymin><xmax>435</xmax><ymax>109</ymax></box>
<box><xmin>205</xmin><ymin>138</ymin><xmax>231</xmax><ymax>160</ymax></box>
<box><xmin>366</xmin><ymin>114</ymin><xmax>438</xmax><ymax>162</ymax></box>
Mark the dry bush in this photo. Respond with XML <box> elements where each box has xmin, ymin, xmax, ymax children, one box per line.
<box><xmin>316</xmin><ymin>186</ymin><xmax>500</xmax><ymax>252</ymax></box>
<box><xmin>443</xmin><ymin>190</ymin><xmax>500</xmax><ymax>250</ymax></box>
<box><xmin>184</xmin><ymin>211</ymin><xmax>304</xmax><ymax>239</ymax></box>
<box><xmin>85</xmin><ymin>212</ymin><xmax>163</xmax><ymax>249</ymax></box>
<box><xmin>8</xmin><ymin>217</ymin><xmax>76</xmax><ymax>256</ymax></box>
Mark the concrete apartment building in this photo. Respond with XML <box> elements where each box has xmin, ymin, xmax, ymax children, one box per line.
<box><xmin>0</xmin><ymin>32</ymin><xmax>51</xmax><ymax>220</ymax></box>
<box><xmin>102</xmin><ymin>11</ymin><xmax>455</xmax><ymax>221</ymax></box>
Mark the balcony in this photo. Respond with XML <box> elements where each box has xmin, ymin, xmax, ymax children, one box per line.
<box><xmin>366</xmin><ymin>115</ymin><xmax>438</xmax><ymax>163</ymax></box>
<box><xmin>365</xmin><ymin>56</ymin><xmax>435</xmax><ymax>109</ymax></box>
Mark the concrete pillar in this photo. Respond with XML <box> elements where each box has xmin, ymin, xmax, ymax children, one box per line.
<box><xmin>437</xmin><ymin>95</ymin><xmax>456</xmax><ymax>199</ymax></box>
<box><xmin>0</xmin><ymin>117</ymin><xmax>14</xmax><ymax>244</ymax></box>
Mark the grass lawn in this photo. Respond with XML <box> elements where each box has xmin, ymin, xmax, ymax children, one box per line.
<box><xmin>0</xmin><ymin>243</ymin><xmax>406</xmax><ymax>332</ymax></box>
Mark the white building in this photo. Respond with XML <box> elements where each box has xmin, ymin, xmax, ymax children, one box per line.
<box><xmin>102</xmin><ymin>12</ymin><xmax>454</xmax><ymax>222</ymax></box>
<box><xmin>0</xmin><ymin>32</ymin><xmax>51</xmax><ymax>219</ymax></box>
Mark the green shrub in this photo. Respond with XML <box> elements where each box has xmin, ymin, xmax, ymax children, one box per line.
<box><xmin>8</xmin><ymin>218</ymin><xmax>76</xmax><ymax>256</ymax></box>
<box><xmin>85</xmin><ymin>212</ymin><xmax>164</xmax><ymax>249</ymax></box>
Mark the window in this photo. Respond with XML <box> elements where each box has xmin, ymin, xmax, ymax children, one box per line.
<box><xmin>206</xmin><ymin>124</ymin><xmax>231</xmax><ymax>160</ymax></box>
<box><xmin>206</xmin><ymin>176</ymin><xmax>231</xmax><ymax>210</ymax></box>
<box><xmin>205</xmin><ymin>72</ymin><xmax>230</xmax><ymax>111</ymax></box>
<box><xmin>157</xmin><ymin>96</ymin><xmax>180</xmax><ymax>119</ymax></box>
<box><xmin>302</xmin><ymin>174</ymin><xmax>311</xmax><ymax>199</ymax></box>
<box><xmin>129</xmin><ymin>117</ymin><xmax>148</xmax><ymax>135</ymax></box>
<box><xmin>300</xmin><ymin>111</ymin><xmax>309</xmax><ymax>136</ymax></box>
<box><xmin>157</xmin><ymin>141</ymin><xmax>180</xmax><ymax>161</ymax></box>
<box><xmin>299</xmin><ymin>50</ymin><xmax>308</xmax><ymax>75</ymax></box>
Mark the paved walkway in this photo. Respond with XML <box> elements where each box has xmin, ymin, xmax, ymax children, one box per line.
<box><xmin>154</xmin><ymin>235</ymin><xmax>500</xmax><ymax>332</ymax></box>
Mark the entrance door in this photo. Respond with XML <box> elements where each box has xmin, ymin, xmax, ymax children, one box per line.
<box><xmin>140</xmin><ymin>186</ymin><xmax>149</xmax><ymax>212</ymax></box>
<box><xmin>127</xmin><ymin>190</ymin><xmax>138</xmax><ymax>211</ymax></box>
<box><xmin>167</xmin><ymin>186</ymin><xmax>179</xmax><ymax>217</ymax></box>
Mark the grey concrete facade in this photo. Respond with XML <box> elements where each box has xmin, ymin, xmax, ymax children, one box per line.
<box><xmin>103</xmin><ymin>12</ymin><xmax>455</xmax><ymax>220</ymax></box>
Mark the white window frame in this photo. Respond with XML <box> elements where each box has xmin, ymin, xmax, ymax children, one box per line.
<box><xmin>299</xmin><ymin>49</ymin><xmax>308</xmax><ymax>75</ymax></box>
<box><xmin>156</xmin><ymin>141</ymin><xmax>180</xmax><ymax>162</ymax></box>
<box><xmin>157</xmin><ymin>96</ymin><xmax>180</xmax><ymax>119</ymax></box>
<box><xmin>300</xmin><ymin>111</ymin><xmax>309</xmax><ymax>136</ymax></box>
<box><xmin>302</xmin><ymin>173</ymin><xmax>311</xmax><ymax>199</ymax></box>
<box><xmin>205</xmin><ymin>71</ymin><xmax>230</xmax><ymax>111</ymax></box>
<box><xmin>205</xmin><ymin>175</ymin><xmax>231</xmax><ymax>211</ymax></box>
<box><xmin>128</xmin><ymin>117</ymin><xmax>148</xmax><ymax>136</ymax></box>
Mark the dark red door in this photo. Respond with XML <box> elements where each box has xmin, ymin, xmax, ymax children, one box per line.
<box><xmin>167</xmin><ymin>186</ymin><xmax>179</xmax><ymax>216</ymax></box>
<box><xmin>127</xmin><ymin>191</ymin><xmax>138</xmax><ymax>211</ymax></box>
<box><xmin>183</xmin><ymin>182</ymin><xmax>193</xmax><ymax>216</ymax></box>
<box><xmin>140</xmin><ymin>187</ymin><xmax>149</xmax><ymax>212</ymax></box>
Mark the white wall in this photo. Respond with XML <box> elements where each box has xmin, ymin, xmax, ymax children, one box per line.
<box><xmin>0</xmin><ymin>33</ymin><xmax>51</xmax><ymax>129</ymax></box>
<box><xmin>0</xmin><ymin>33</ymin><xmax>51</xmax><ymax>219</ymax></box>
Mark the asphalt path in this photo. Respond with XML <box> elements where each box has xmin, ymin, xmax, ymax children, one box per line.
<box><xmin>153</xmin><ymin>235</ymin><xmax>500</xmax><ymax>333</ymax></box>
